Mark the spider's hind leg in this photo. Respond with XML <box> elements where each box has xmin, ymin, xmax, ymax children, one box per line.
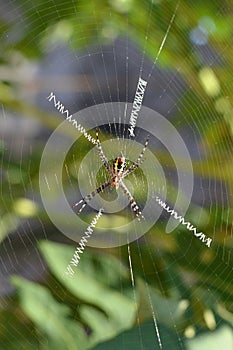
<box><xmin>119</xmin><ymin>181</ymin><xmax>145</xmax><ymax>222</ymax></box>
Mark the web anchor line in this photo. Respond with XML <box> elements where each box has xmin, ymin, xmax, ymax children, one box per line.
<box><xmin>128</xmin><ymin>1</ymin><xmax>180</xmax><ymax>138</ymax></box>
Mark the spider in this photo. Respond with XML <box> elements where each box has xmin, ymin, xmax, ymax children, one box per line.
<box><xmin>73</xmin><ymin>128</ymin><xmax>149</xmax><ymax>221</ymax></box>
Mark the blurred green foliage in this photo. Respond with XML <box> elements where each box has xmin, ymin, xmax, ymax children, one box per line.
<box><xmin>1</xmin><ymin>0</ymin><xmax>233</xmax><ymax>349</ymax></box>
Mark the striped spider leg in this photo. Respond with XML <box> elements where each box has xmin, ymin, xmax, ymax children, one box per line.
<box><xmin>118</xmin><ymin>180</ymin><xmax>144</xmax><ymax>221</ymax></box>
<box><xmin>122</xmin><ymin>135</ymin><xmax>149</xmax><ymax>178</ymax></box>
<box><xmin>73</xmin><ymin>128</ymin><xmax>112</xmax><ymax>215</ymax></box>
<box><xmin>73</xmin><ymin>130</ymin><xmax>149</xmax><ymax>221</ymax></box>
<box><xmin>95</xmin><ymin>128</ymin><xmax>113</xmax><ymax>176</ymax></box>
<box><xmin>73</xmin><ymin>180</ymin><xmax>111</xmax><ymax>214</ymax></box>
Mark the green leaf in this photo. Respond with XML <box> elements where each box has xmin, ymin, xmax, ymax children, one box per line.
<box><xmin>92</xmin><ymin>318</ymin><xmax>185</xmax><ymax>350</ymax></box>
<box><xmin>0</xmin><ymin>213</ymin><xmax>20</xmax><ymax>243</ymax></box>
<box><xmin>11</xmin><ymin>276</ymin><xmax>88</xmax><ymax>350</ymax></box>
<box><xmin>137</xmin><ymin>279</ymin><xmax>188</xmax><ymax>329</ymax></box>
<box><xmin>39</xmin><ymin>241</ymin><xmax>136</xmax><ymax>340</ymax></box>
<box><xmin>80</xmin><ymin>305</ymin><xmax>132</xmax><ymax>347</ymax></box>
<box><xmin>186</xmin><ymin>326</ymin><xmax>233</xmax><ymax>350</ymax></box>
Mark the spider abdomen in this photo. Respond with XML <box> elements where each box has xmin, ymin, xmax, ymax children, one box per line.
<box><xmin>113</xmin><ymin>156</ymin><xmax>125</xmax><ymax>174</ymax></box>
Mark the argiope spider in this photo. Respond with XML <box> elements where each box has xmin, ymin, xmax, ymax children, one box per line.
<box><xmin>73</xmin><ymin>128</ymin><xmax>149</xmax><ymax>221</ymax></box>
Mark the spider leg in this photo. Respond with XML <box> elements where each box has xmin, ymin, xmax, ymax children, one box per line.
<box><xmin>122</xmin><ymin>135</ymin><xmax>149</xmax><ymax>178</ymax></box>
<box><xmin>96</xmin><ymin>128</ymin><xmax>112</xmax><ymax>175</ymax></box>
<box><xmin>73</xmin><ymin>180</ymin><xmax>111</xmax><ymax>215</ymax></box>
<box><xmin>119</xmin><ymin>180</ymin><xmax>144</xmax><ymax>221</ymax></box>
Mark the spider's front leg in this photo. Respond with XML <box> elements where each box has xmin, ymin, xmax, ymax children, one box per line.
<box><xmin>123</xmin><ymin>135</ymin><xmax>149</xmax><ymax>178</ymax></box>
<box><xmin>96</xmin><ymin>128</ymin><xmax>113</xmax><ymax>176</ymax></box>
<box><xmin>73</xmin><ymin>180</ymin><xmax>111</xmax><ymax>215</ymax></box>
<box><xmin>119</xmin><ymin>180</ymin><xmax>144</xmax><ymax>222</ymax></box>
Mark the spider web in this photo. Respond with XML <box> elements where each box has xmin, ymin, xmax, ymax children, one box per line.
<box><xmin>1</xmin><ymin>0</ymin><xmax>233</xmax><ymax>349</ymax></box>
